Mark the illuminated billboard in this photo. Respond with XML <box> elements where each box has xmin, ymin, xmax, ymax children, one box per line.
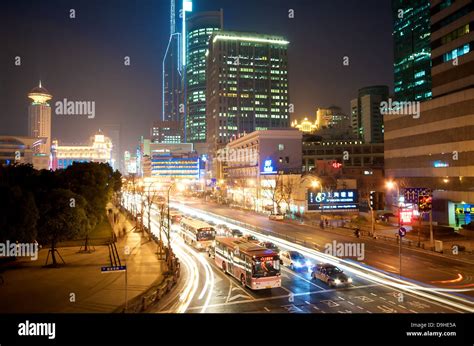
<box><xmin>307</xmin><ymin>189</ymin><xmax>358</xmax><ymax>211</ymax></box>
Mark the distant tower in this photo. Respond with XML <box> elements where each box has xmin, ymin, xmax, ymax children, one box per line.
<box><xmin>28</xmin><ymin>81</ymin><xmax>52</xmax><ymax>155</ymax></box>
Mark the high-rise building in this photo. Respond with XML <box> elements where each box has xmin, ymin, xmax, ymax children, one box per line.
<box><xmin>206</xmin><ymin>31</ymin><xmax>290</xmax><ymax>148</ymax></box>
<box><xmin>392</xmin><ymin>0</ymin><xmax>432</xmax><ymax>101</ymax></box>
<box><xmin>151</xmin><ymin>120</ymin><xmax>182</xmax><ymax>143</ymax></box>
<box><xmin>383</xmin><ymin>0</ymin><xmax>474</xmax><ymax>227</ymax></box>
<box><xmin>185</xmin><ymin>10</ymin><xmax>223</xmax><ymax>144</ymax></box>
<box><xmin>430</xmin><ymin>0</ymin><xmax>474</xmax><ymax>97</ymax></box>
<box><xmin>28</xmin><ymin>81</ymin><xmax>52</xmax><ymax>155</ymax></box>
<box><xmin>350</xmin><ymin>86</ymin><xmax>388</xmax><ymax>143</ymax></box>
<box><xmin>316</xmin><ymin>106</ymin><xmax>349</xmax><ymax>128</ymax></box>
<box><xmin>163</xmin><ymin>0</ymin><xmax>183</xmax><ymax>124</ymax></box>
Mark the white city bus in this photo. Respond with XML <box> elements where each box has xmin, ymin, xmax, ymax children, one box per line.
<box><xmin>179</xmin><ymin>218</ymin><xmax>216</xmax><ymax>250</ymax></box>
<box><xmin>213</xmin><ymin>237</ymin><xmax>281</xmax><ymax>290</ymax></box>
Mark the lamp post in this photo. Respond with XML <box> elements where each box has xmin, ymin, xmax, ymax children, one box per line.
<box><xmin>301</xmin><ymin>174</ymin><xmax>323</xmax><ymax>221</ymax></box>
<box><xmin>386</xmin><ymin>180</ymin><xmax>402</xmax><ymax>277</ymax></box>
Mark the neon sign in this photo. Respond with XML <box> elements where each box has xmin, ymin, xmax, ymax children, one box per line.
<box><xmin>400</xmin><ymin>209</ymin><xmax>413</xmax><ymax>224</ymax></box>
<box><xmin>261</xmin><ymin>159</ymin><xmax>276</xmax><ymax>174</ymax></box>
<box><xmin>433</xmin><ymin>160</ymin><xmax>449</xmax><ymax>168</ymax></box>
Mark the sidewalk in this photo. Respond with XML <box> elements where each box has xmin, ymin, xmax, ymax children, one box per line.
<box><xmin>0</xmin><ymin>206</ymin><xmax>165</xmax><ymax>313</ymax></box>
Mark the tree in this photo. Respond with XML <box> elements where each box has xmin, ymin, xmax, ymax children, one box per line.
<box><xmin>262</xmin><ymin>174</ymin><xmax>285</xmax><ymax>214</ymax></box>
<box><xmin>37</xmin><ymin>189</ymin><xmax>89</xmax><ymax>266</ymax></box>
<box><xmin>0</xmin><ymin>184</ymin><xmax>39</xmax><ymax>243</ymax></box>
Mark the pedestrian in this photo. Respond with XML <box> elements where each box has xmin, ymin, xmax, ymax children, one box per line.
<box><xmin>319</xmin><ymin>220</ymin><xmax>324</xmax><ymax>229</ymax></box>
<box><xmin>325</xmin><ymin>219</ymin><xmax>329</xmax><ymax>228</ymax></box>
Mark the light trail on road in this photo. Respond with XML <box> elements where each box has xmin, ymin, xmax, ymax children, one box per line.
<box><xmin>171</xmin><ymin>201</ymin><xmax>474</xmax><ymax>313</ymax></box>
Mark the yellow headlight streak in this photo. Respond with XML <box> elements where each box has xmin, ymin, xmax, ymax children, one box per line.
<box><xmin>171</xmin><ymin>202</ymin><xmax>474</xmax><ymax>313</ymax></box>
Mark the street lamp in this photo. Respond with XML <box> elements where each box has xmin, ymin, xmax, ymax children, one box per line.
<box><xmin>386</xmin><ymin>180</ymin><xmax>402</xmax><ymax>278</ymax></box>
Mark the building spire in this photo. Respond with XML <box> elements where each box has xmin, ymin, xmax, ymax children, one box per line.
<box><xmin>39</xmin><ymin>80</ymin><xmax>42</xmax><ymax>88</ymax></box>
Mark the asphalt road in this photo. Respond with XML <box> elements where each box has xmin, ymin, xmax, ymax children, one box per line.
<box><xmin>151</xmin><ymin>229</ymin><xmax>463</xmax><ymax>314</ymax></box>
<box><xmin>177</xmin><ymin>198</ymin><xmax>474</xmax><ymax>296</ymax></box>
<box><xmin>148</xmin><ymin>198</ymin><xmax>474</xmax><ymax>313</ymax></box>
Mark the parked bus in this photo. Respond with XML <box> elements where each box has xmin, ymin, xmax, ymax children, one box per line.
<box><xmin>213</xmin><ymin>237</ymin><xmax>281</xmax><ymax>290</ymax></box>
<box><xmin>179</xmin><ymin>218</ymin><xmax>216</xmax><ymax>250</ymax></box>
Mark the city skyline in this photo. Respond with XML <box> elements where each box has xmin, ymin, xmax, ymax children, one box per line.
<box><xmin>1</xmin><ymin>0</ymin><xmax>393</xmax><ymax>153</ymax></box>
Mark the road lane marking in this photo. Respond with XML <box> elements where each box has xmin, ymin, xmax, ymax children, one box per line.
<box><xmin>370</xmin><ymin>293</ymin><xmax>377</xmax><ymax>296</ymax></box>
<box><xmin>264</xmin><ymin>307</ymin><xmax>270</xmax><ymax>312</ymax></box>
<box><xmin>347</xmin><ymin>301</ymin><xmax>355</xmax><ymax>305</ymax></box>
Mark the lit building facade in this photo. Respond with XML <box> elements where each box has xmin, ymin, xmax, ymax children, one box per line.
<box><xmin>51</xmin><ymin>132</ymin><xmax>113</xmax><ymax>170</ymax></box>
<box><xmin>206</xmin><ymin>31</ymin><xmax>290</xmax><ymax>150</ymax></box>
<box><xmin>186</xmin><ymin>10</ymin><xmax>223</xmax><ymax>144</ymax></box>
<box><xmin>384</xmin><ymin>1</ymin><xmax>474</xmax><ymax>227</ymax></box>
<box><xmin>302</xmin><ymin>136</ymin><xmax>384</xmax><ymax>172</ymax></box>
<box><xmin>350</xmin><ymin>85</ymin><xmax>389</xmax><ymax>143</ymax></box>
<box><xmin>28</xmin><ymin>81</ymin><xmax>52</xmax><ymax>156</ymax></box>
<box><xmin>222</xmin><ymin>129</ymin><xmax>302</xmax><ymax>213</ymax></box>
<box><xmin>151</xmin><ymin>120</ymin><xmax>182</xmax><ymax>143</ymax></box>
<box><xmin>430</xmin><ymin>0</ymin><xmax>474</xmax><ymax>97</ymax></box>
<box><xmin>291</xmin><ymin>117</ymin><xmax>318</xmax><ymax>133</ymax></box>
<box><xmin>392</xmin><ymin>0</ymin><xmax>432</xmax><ymax>101</ymax></box>
<box><xmin>0</xmin><ymin>136</ymin><xmax>48</xmax><ymax>169</ymax></box>
<box><xmin>316</xmin><ymin>106</ymin><xmax>349</xmax><ymax>128</ymax></box>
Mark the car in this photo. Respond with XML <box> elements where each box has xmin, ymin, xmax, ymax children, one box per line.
<box><xmin>279</xmin><ymin>250</ymin><xmax>311</xmax><ymax>271</ymax></box>
<box><xmin>269</xmin><ymin>213</ymin><xmax>284</xmax><ymax>221</ymax></box>
<box><xmin>242</xmin><ymin>234</ymin><xmax>259</xmax><ymax>243</ymax></box>
<box><xmin>311</xmin><ymin>263</ymin><xmax>352</xmax><ymax>288</ymax></box>
<box><xmin>378</xmin><ymin>213</ymin><xmax>395</xmax><ymax>222</ymax></box>
<box><xmin>230</xmin><ymin>229</ymin><xmax>243</xmax><ymax>238</ymax></box>
<box><xmin>216</xmin><ymin>224</ymin><xmax>230</xmax><ymax>236</ymax></box>
<box><xmin>258</xmin><ymin>241</ymin><xmax>280</xmax><ymax>253</ymax></box>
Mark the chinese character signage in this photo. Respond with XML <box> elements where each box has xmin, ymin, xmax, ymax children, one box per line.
<box><xmin>307</xmin><ymin>189</ymin><xmax>358</xmax><ymax>211</ymax></box>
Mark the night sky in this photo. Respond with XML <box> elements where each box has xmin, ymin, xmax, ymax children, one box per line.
<box><xmin>0</xmin><ymin>0</ymin><xmax>393</xmax><ymax>154</ymax></box>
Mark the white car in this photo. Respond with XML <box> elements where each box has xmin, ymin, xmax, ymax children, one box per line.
<box><xmin>280</xmin><ymin>251</ymin><xmax>312</xmax><ymax>271</ymax></box>
<box><xmin>269</xmin><ymin>213</ymin><xmax>284</xmax><ymax>221</ymax></box>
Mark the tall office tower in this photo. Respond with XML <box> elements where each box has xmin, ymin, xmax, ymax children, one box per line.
<box><xmin>392</xmin><ymin>0</ymin><xmax>432</xmax><ymax>101</ymax></box>
<box><xmin>206</xmin><ymin>31</ymin><xmax>290</xmax><ymax>148</ymax></box>
<box><xmin>383</xmin><ymin>1</ymin><xmax>474</xmax><ymax>226</ymax></box>
<box><xmin>28</xmin><ymin>81</ymin><xmax>52</xmax><ymax>155</ymax></box>
<box><xmin>430</xmin><ymin>0</ymin><xmax>474</xmax><ymax>97</ymax></box>
<box><xmin>163</xmin><ymin>0</ymin><xmax>182</xmax><ymax>123</ymax></box>
<box><xmin>350</xmin><ymin>86</ymin><xmax>388</xmax><ymax>143</ymax></box>
<box><xmin>186</xmin><ymin>10</ymin><xmax>223</xmax><ymax>144</ymax></box>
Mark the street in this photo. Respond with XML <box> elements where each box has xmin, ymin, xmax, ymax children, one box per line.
<box><xmin>139</xmin><ymin>196</ymin><xmax>474</xmax><ymax>314</ymax></box>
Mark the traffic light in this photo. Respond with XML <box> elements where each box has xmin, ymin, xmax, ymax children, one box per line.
<box><xmin>369</xmin><ymin>191</ymin><xmax>375</xmax><ymax>209</ymax></box>
<box><xmin>369</xmin><ymin>191</ymin><xmax>385</xmax><ymax>211</ymax></box>
<box><xmin>418</xmin><ymin>195</ymin><xmax>432</xmax><ymax>212</ymax></box>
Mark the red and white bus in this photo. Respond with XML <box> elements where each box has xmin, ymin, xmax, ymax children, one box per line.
<box><xmin>179</xmin><ymin>218</ymin><xmax>216</xmax><ymax>250</ymax></box>
<box><xmin>213</xmin><ymin>237</ymin><xmax>281</xmax><ymax>290</ymax></box>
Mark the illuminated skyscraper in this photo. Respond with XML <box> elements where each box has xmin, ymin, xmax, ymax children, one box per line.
<box><xmin>28</xmin><ymin>81</ymin><xmax>52</xmax><ymax>155</ymax></box>
<box><xmin>206</xmin><ymin>31</ymin><xmax>290</xmax><ymax>147</ymax></box>
<box><xmin>186</xmin><ymin>10</ymin><xmax>223</xmax><ymax>144</ymax></box>
<box><xmin>392</xmin><ymin>0</ymin><xmax>432</xmax><ymax>101</ymax></box>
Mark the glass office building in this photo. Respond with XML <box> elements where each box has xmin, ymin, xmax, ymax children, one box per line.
<box><xmin>392</xmin><ymin>0</ymin><xmax>432</xmax><ymax>101</ymax></box>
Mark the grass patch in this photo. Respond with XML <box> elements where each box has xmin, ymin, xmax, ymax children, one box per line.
<box><xmin>88</xmin><ymin>219</ymin><xmax>113</xmax><ymax>240</ymax></box>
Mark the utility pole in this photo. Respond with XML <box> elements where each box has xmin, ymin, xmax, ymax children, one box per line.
<box><xmin>429</xmin><ymin>210</ymin><xmax>434</xmax><ymax>249</ymax></box>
